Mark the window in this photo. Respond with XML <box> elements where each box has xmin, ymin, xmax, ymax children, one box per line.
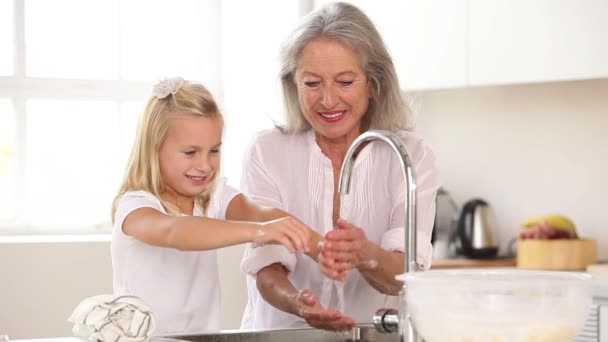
<box><xmin>24</xmin><ymin>99</ymin><xmax>120</xmax><ymax>229</ymax></box>
<box><xmin>220</xmin><ymin>1</ymin><xmax>303</xmax><ymax>184</ymax></box>
<box><xmin>1</xmin><ymin>0</ymin><xmax>218</xmax><ymax>234</ymax></box>
<box><xmin>0</xmin><ymin>100</ymin><xmax>15</xmax><ymax>222</ymax></box>
<box><xmin>0</xmin><ymin>0</ymin><xmax>14</xmax><ymax>75</ymax></box>
<box><xmin>1</xmin><ymin>0</ymin><xmax>309</xmax><ymax>234</ymax></box>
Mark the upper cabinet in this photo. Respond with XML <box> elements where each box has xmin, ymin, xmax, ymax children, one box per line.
<box><xmin>469</xmin><ymin>0</ymin><xmax>608</xmax><ymax>87</ymax></box>
<box><xmin>388</xmin><ymin>1</ymin><xmax>468</xmax><ymax>91</ymax></box>
<box><xmin>314</xmin><ymin>0</ymin><xmax>468</xmax><ymax>91</ymax></box>
<box><xmin>313</xmin><ymin>0</ymin><xmax>608</xmax><ymax>91</ymax></box>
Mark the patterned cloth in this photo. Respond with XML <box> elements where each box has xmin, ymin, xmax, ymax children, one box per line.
<box><xmin>68</xmin><ymin>295</ymin><xmax>155</xmax><ymax>342</ymax></box>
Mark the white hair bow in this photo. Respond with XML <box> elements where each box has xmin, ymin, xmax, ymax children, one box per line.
<box><xmin>152</xmin><ymin>77</ymin><xmax>185</xmax><ymax>99</ymax></box>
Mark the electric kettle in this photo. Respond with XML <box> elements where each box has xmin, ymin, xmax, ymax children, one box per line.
<box><xmin>432</xmin><ymin>188</ymin><xmax>459</xmax><ymax>259</ymax></box>
<box><xmin>456</xmin><ymin>198</ymin><xmax>499</xmax><ymax>259</ymax></box>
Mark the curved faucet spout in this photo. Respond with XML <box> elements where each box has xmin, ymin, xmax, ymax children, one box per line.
<box><xmin>337</xmin><ymin>130</ymin><xmax>419</xmax><ymax>342</ymax></box>
<box><xmin>337</xmin><ymin>130</ymin><xmax>417</xmax><ymax>274</ymax></box>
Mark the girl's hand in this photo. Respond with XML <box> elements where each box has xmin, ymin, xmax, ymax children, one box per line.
<box><xmin>320</xmin><ymin>219</ymin><xmax>370</xmax><ymax>281</ymax></box>
<box><xmin>254</xmin><ymin>216</ymin><xmax>311</xmax><ymax>253</ymax></box>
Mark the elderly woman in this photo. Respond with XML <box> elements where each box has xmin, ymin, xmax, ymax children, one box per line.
<box><xmin>239</xmin><ymin>2</ymin><xmax>440</xmax><ymax>331</ymax></box>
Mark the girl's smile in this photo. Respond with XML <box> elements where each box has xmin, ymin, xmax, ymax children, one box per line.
<box><xmin>186</xmin><ymin>174</ymin><xmax>208</xmax><ymax>186</ymax></box>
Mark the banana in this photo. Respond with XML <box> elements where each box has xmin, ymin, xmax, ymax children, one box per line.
<box><xmin>522</xmin><ymin>214</ymin><xmax>577</xmax><ymax>233</ymax></box>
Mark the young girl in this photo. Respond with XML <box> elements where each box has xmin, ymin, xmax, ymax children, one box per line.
<box><xmin>110</xmin><ymin>78</ymin><xmax>319</xmax><ymax>334</ymax></box>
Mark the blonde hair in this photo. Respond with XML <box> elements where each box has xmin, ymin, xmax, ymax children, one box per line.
<box><xmin>280</xmin><ymin>2</ymin><xmax>413</xmax><ymax>133</ymax></box>
<box><xmin>111</xmin><ymin>81</ymin><xmax>222</xmax><ymax>223</ymax></box>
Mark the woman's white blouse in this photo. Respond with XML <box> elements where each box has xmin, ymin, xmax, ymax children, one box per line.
<box><xmin>111</xmin><ymin>178</ymin><xmax>240</xmax><ymax>334</ymax></box>
<box><xmin>240</xmin><ymin>128</ymin><xmax>441</xmax><ymax>329</ymax></box>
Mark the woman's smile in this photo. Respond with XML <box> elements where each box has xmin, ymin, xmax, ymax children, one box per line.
<box><xmin>318</xmin><ymin>110</ymin><xmax>346</xmax><ymax>123</ymax></box>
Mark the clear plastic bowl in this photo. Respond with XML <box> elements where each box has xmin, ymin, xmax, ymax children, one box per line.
<box><xmin>399</xmin><ymin>269</ymin><xmax>593</xmax><ymax>342</ymax></box>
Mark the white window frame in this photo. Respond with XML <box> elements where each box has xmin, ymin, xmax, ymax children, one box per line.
<box><xmin>0</xmin><ymin>0</ymin><xmax>313</xmax><ymax>235</ymax></box>
<box><xmin>0</xmin><ymin>0</ymin><xmax>222</xmax><ymax>235</ymax></box>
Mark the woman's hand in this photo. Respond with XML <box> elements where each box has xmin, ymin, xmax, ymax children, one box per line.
<box><xmin>254</xmin><ymin>216</ymin><xmax>312</xmax><ymax>254</ymax></box>
<box><xmin>294</xmin><ymin>289</ymin><xmax>356</xmax><ymax>331</ymax></box>
<box><xmin>321</xmin><ymin>219</ymin><xmax>405</xmax><ymax>295</ymax></box>
<box><xmin>320</xmin><ymin>219</ymin><xmax>371</xmax><ymax>281</ymax></box>
<box><xmin>256</xmin><ymin>264</ymin><xmax>355</xmax><ymax>331</ymax></box>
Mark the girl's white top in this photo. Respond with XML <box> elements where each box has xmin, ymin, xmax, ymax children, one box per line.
<box><xmin>111</xmin><ymin>178</ymin><xmax>240</xmax><ymax>334</ymax></box>
<box><xmin>240</xmin><ymin>128</ymin><xmax>441</xmax><ymax>329</ymax></box>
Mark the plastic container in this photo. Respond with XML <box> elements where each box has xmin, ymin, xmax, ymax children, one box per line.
<box><xmin>399</xmin><ymin>269</ymin><xmax>594</xmax><ymax>342</ymax></box>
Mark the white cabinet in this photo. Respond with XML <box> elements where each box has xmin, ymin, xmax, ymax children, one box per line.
<box><xmin>313</xmin><ymin>0</ymin><xmax>608</xmax><ymax>90</ymax></box>
<box><xmin>313</xmin><ymin>0</ymin><xmax>467</xmax><ymax>91</ymax></box>
<box><xmin>389</xmin><ymin>1</ymin><xmax>468</xmax><ymax>91</ymax></box>
<box><xmin>469</xmin><ymin>0</ymin><xmax>608</xmax><ymax>86</ymax></box>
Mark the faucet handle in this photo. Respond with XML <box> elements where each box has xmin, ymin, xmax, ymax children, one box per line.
<box><xmin>372</xmin><ymin>308</ymin><xmax>399</xmax><ymax>333</ymax></box>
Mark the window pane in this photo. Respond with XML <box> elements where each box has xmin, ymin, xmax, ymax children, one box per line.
<box><xmin>0</xmin><ymin>99</ymin><xmax>16</xmax><ymax>222</ymax></box>
<box><xmin>26</xmin><ymin>99</ymin><xmax>121</xmax><ymax>230</ymax></box>
<box><xmin>118</xmin><ymin>101</ymin><xmax>144</xmax><ymax>169</ymax></box>
<box><xmin>0</xmin><ymin>0</ymin><xmax>14</xmax><ymax>75</ymax></box>
<box><xmin>25</xmin><ymin>0</ymin><xmax>118</xmax><ymax>79</ymax></box>
<box><xmin>220</xmin><ymin>1</ymin><xmax>300</xmax><ymax>185</ymax></box>
<box><xmin>121</xmin><ymin>0</ymin><xmax>208</xmax><ymax>81</ymax></box>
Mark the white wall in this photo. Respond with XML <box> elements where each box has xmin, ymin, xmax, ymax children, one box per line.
<box><xmin>0</xmin><ymin>240</ymin><xmax>112</xmax><ymax>339</ymax></box>
<box><xmin>0</xmin><ymin>240</ymin><xmax>246</xmax><ymax>339</ymax></box>
<box><xmin>412</xmin><ymin>78</ymin><xmax>608</xmax><ymax>260</ymax></box>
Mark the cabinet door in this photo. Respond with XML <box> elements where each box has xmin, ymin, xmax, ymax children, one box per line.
<box><xmin>313</xmin><ymin>0</ymin><xmax>467</xmax><ymax>91</ymax></box>
<box><xmin>469</xmin><ymin>0</ymin><xmax>608</xmax><ymax>86</ymax></box>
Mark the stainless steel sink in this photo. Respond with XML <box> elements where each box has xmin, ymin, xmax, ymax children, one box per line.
<box><xmin>157</xmin><ymin>325</ymin><xmax>398</xmax><ymax>342</ymax></box>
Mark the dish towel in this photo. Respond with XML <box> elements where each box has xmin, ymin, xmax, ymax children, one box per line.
<box><xmin>67</xmin><ymin>294</ymin><xmax>156</xmax><ymax>342</ymax></box>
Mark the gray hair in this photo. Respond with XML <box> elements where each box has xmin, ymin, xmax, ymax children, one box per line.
<box><xmin>279</xmin><ymin>2</ymin><xmax>413</xmax><ymax>134</ymax></box>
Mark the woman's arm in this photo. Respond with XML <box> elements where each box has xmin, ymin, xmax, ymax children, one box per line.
<box><xmin>238</xmin><ymin>133</ymin><xmax>353</xmax><ymax>329</ymax></box>
<box><xmin>122</xmin><ymin>206</ymin><xmax>309</xmax><ymax>252</ymax></box>
<box><xmin>356</xmin><ymin>245</ymin><xmax>404</xmax><ymax>295</ymax></box>
<box><xmin>256</xmin><ymin>263</ymin><xmax>356</xmax><ymax>331</ymax></box>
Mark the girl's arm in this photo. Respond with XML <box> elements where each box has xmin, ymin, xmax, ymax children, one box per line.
<box><xmin>226</xmin><ymin>194</ymin><xmax>324</xmax><ymax>261</ymax></box>
<box><xmin>122</xmin><ymin>199</ymin><xmax>309</xmax><ymax>252</ymax></box>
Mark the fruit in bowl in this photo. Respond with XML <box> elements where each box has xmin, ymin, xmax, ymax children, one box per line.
<box><xmin>519</xmin><ymin>214</ymin><xmax>577</xmax><ymax>240</ymax></box>
<box><xmin>516</xmin><ymin>214</ymin><xmax>597</xmax><ymax>270</ymax></box>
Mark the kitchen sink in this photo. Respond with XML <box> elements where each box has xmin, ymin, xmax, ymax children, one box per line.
<box><xmin>157</xmin><ymin>325</ymin><xmax>398</xmax><ymax>342</ymax></box>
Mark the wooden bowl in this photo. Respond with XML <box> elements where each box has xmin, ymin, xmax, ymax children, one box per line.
<box><xmin>517</xmin><ymin>238</ymin><xmax>597</xmax><ymax>270</ymax></box>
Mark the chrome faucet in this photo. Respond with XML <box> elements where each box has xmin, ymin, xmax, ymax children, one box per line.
<box><xmin>338</xmin><ymin>130</ymin><xmax>420</xmax><ymax>342</ymax></box>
